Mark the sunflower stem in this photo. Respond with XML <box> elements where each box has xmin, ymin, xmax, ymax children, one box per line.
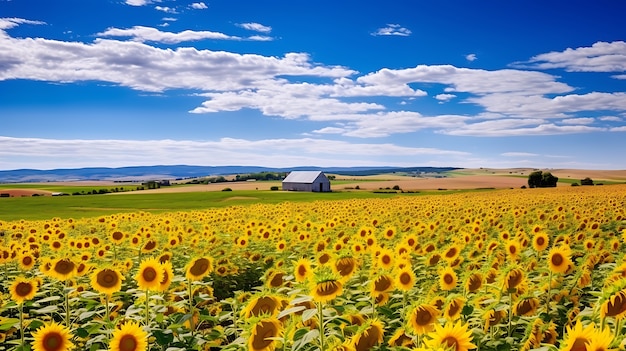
<box><xmin>546</xmin><ymin>270</ymin><xmax>553</xmax><ymax>317</ymax></box>
<box><xmin>105</xmin><ymin>294</ymin><xmax>111</xmax><ymax>337</ymax></box>
<box><xmin>19</xmin><ymin>302</ymin><xmax>24</xmax><ymax>348</ymax></box>
<box><xmin>508</xmin><ymin>292</ymin><xmax>513</xmax><ymax>337</ymax></box>
<box><xmin>188</xmin><ymin>279</ymin><xmax>195</xmax><ymax>336</ymax></box>
<box><xmin>65</xmin><ymin>281</ymin><xmax>70</xmax><ymax>329</ymax></box>
<box><xmin>145</xmin><ymin>288</ymin><xmax>150</xmax><ymax>327</ymax></box>
<box><xmin>318</xmin><ymin>301</ymin><xmax>325</xmax><ymax>351</ymax></box>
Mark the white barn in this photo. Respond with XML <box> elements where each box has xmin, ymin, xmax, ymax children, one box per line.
<box><xmin>282</xmin><ymin>171</ymin><xmax>331</xmax><ymax>192</ymax></box>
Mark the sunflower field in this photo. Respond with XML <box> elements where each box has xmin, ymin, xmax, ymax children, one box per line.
<box><xmin>0</xmin><ymin>184</ymin><xmax>625</xmax><ymax>351</ymax></box>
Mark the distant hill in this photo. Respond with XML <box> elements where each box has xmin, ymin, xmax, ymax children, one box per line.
<box><xmin>0</xmin><ymin>165</ymin><xmax>459</xmax><ymax>183</ymax></box>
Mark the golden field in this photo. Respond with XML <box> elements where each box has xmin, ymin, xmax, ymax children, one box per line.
<box><xmin>0</xmin><ymin>183</ymin><xmax>625</xmax><ymax>351</ymax></box>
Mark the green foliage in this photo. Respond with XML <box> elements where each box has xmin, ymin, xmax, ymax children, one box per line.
<box><xmin>527</xmin><ymin>171</ymin><xmax>558</xmax><ymax>188</ymax></box>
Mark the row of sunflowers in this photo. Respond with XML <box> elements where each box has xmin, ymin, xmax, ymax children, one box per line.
<box><xmin>0</xmin><ymin>184</ymin><xmax>625</xmax><ymax>351</ymax></box>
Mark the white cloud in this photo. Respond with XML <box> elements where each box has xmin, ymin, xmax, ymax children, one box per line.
<box><xmin>599</xmin><ymin>116</ymin><xmax>623</xmax><ymax>122</ymax></box>
<box><xmin>560</xmin><ymin>117</ymin><xmax>595</xmax><ymax>125</ymax></box>
<box><xmin>246</xmin><ymin>35</ymin><xmax>274</xmax><ymax>42</ymax></box>
<box><xmin>98</xmin><ymin>26</ymin><xmax>240</xmax><ymax>43</ymax></box>
<box><xmin>162</xmin><ymin>17</ymin><xmax>177</xmax><ymax>22</ymax></box>
<box><xmin>190</xmin><ymin>2</ymin><xmax>208</xmax><ymax>9</ymax></box>
<box><xmin>613</xmin><ymin>74</ymin><xmax>626</xmax><ymax>79</ymax></box>
<box><xmin>435</xmin><ymin>93</ymin><xmax>456</xmax><ymax>102</ymax></box>
<box><xmin>155</xmin><ymin>6</ymin><xmax>177</xmax><ymax>14</ymax></box>
<box><xmin>372</xmin><ymin>24</ymin><xmax>411</xmax><ymax>37</ymax></box>
<box><xmin>443</xmin><ymin>122</ymin><xmax>606</xmax><ymax>137</ymax></box>
<box><xmin>237</xmin><ymin>22</ymin><xmax>272</xmax><ymax>33</ymax></box>
<box><xmin>465</xmin><ymin>53</ymin><xmax>477</xmax><ymax>62</ymax></box>
<box><xmin>610</xmin><ymin>126</ymin><xmax>626</xmax><ymax>132</ymax></box>
<box><xmin>0</xmin><ymin>136</ymin><xmax>470</xmax><ymax>170</ymax></box>
<box><xmin>516</xmin><ymin>41</ymin><xmax>626</xmax><ymax>72</ymax></box>
<box><xmin>0</xmin><ymin>17</ymin><xmax>45</xmax><ymax>30</ymax></box>
<box><xmin>501</xmin><ymin>152</ymin><xmax>539</xmax><ymax>157</ymax></box>
<box><xmin>125</xmin><ymin>0</ymin><xmax>150</xmax><ymax>6</ymax></box>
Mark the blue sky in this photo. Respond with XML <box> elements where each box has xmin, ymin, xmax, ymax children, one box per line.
<box><xmin>1</xmin><ymin>0</ymin><xmax>626</xmax><ymax>170</ymax></box>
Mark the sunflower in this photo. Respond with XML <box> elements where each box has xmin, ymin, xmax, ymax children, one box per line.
<box><xmin>505</xmin><ymin>241</ymin><xmax>521</xmax><ymax>261</ymax></box>
<box><xmin>395</xmin><ymin>267</ymin><xmax>416</xmax><ymax>292</ymax></box>
<box><xmin>248</xmin><ymin>317</ymin><xmax>282</xmax><ymax>351</ymax></box>
<box><xmin>311</xmin><ymin>279</ymin><xmax>343</xmax><ymax>303</ymax></box>
<box><xmin>110</xmin><ymin>230</ymin><xmax>125</xmax><ymax>244</ymax></box>
<box><xmin>91</xmin><ymin>267</ymin><xmax>123</xmax><ymax>296</ymax></box>
<box><xmin>31</xmin><ymin>321</ymin><xmax>74</xmax><ymax>351</ymax></box>
<box><xmin>109</xmin><ymin>321</ymin><xmax>148</xmax><ymax>351</ymax></box>
<box><xmin>351</xmin><ymin>319</ymin><xmax>384</xmax><ymax>351</ymax></box>
<box><xmin>443</xmin><ymin>244</ymin><xmax>461</xmax><ymax>263</ymax></box>
<box><xmin>185</xmin><ymin>256</ymin><xmax>213</xmax><ymax>281</ymax></box>
<box><xmin>600</xmin><ymin>288</ymin><xmax>626</xmax><ymax>320</ymax></box>
<box><xmin>547</xmin><ymin>245</ymin><xmax>572</xmax><ymax>274</ymax></box>
<box><xmin>424</xmin><ymin>321</ymin><xmax>476</xmax><ymax>351</ymax></box>
<box><xmin>559</xmin><ymin>322</ymin><xmax>595</xmax><ymax>351</ymax></box>
<box><xmin>439</xmin><ymin>266</ymin><xmax>457</xmax><ymax>291</ymax></box>
<box><xmin>18</xmin><ymin>252</ymin><xmax>36</xmax><ymax>271</ymax></box>
<box><xmin>444</xmin><ymin>297</ymin><xmax>465</xmax><ymax>321</ymax></box>
<box><xmin>135</xmin><ymin>257</ymin><xmax>163</xmax><ymax>291</ymax></box>
<box><xmin>514</xmin><ymin>297</ymin><xmax>539</xmax><ymax>316</ymax></box>
<box><xmin>532</xmin><ymin>231</ymin><xmax>549</xmax><ymax>252</ymax></box>
<box><xmin>504</xmin><ymin>268</ymin><xmax>524</xmax><ymax>292</ymax></box>
<box><xmin>242</xmin><ymin>294</ymin><xmax>283</xmax><ymax>318</ymax></box>
<box><xmin>370</xmin><ymin>274</ymin><xmax>394</xmax><ymax>294</ymax></box>
<box><xmin>388</xmin><ymin>327</ymin><xmax>414</xmax><ymax>348</ymax></box>
<box><xmin>10</xmin><ymin>276</ymin><xmax>38</xmax><ymax>304</ymax></box>
<box><xmin>483</xmin><ymin>309</ymin><xmax>506</xmax><ymax>332</ymax></box>
<box><xmin>407</xmin><ymin>303</ymin><xmax>439</xmax><ymax>334</ymax></box>
<box><xmin>293</xmin><ymin>258</ymin><xmax>313</xmax><ymax>283</ymax></box>
<box><xmin>464</xmin><ymin>272</ymin><xmax>483</xmax><ymax>293</ymax></box>
<box><xmin>586</xmin><ymin>327</ymin><xmax>614</xmax><ymax>351</ymax></box>
<box><xmin>265</xmin><ymin>269</ymin><xmax>285</xmax><ymax>289</ymax></box>
<box><xmin>158</xmin><ymin>261</ymin><xmax>174</xmax><ymax>292</ymax></box>
<box><xmin>376</xmin><ymin>248</ymin><xmax>394</xmax><ymax>270</ymax></box>
<box><xmin>333</xmin><ymin>256</ymin><xmax>358</xmax><ymax>279</ymax></box>
<box><xmin>49</xmin><ymin>258</ymin><xmax>76</xmax><ymax>281</ymax></box>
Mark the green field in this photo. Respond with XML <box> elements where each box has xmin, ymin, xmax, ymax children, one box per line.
<box><xmin>0</xmin><ymin>189</ymin><xmax>432</xmax><ymax>221</ymax></box>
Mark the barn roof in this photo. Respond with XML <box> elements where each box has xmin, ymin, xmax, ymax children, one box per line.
<box><xmin>282</xmin><ymin>171</ymin><xmax>325</xmax><ymax>183</ymax></box>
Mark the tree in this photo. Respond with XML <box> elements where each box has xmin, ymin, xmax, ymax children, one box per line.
<box><xmin>580</xmin><ymin>177</ymin><xmax>594</xmax><ymax>186</ymax></box>
<box><xmin>528</xmin><ymin>171</ymin><xmax>559</xmax><ymax>188</ymax></box>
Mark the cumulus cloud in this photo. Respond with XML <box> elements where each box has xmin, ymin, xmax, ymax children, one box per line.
<box><xmin>435</xmin><ymin>93</ymin><xmax>456</xmax><ymax>103</ymax></box>
<box><xmin>560</xmin><ymin>117</ymin><xmax>595</xmax><ymax>125</ymax></box>
<box><xmin>98</xmin><ymin>26</ymin><xmax>240</xmax><ymax>43</ymax></box>
<box><xmin>237</xmin><ymin>22</ymin><xmax>272</xmax><ymax>33</ymax></box>
<box><xmin>125</xmin><ymin>0</ymin><xmax>150</xmax><ymax>6</ymax></box>
<box><xmin>0</xmin><ymin>17</ymin><xmax>45</xmax><ymax>30</ymax></box>
<box><xmin>372</xmin><ymin>24</ymin><xmax>411</xmax><ymax>37</ymax></box>
<box><xmin>465</xmin><ymin>53</ymin><xmax>477</xmax><ymax>62</ymax></box>
<box><xmin>0</xmin><ymin>136</ymin><xmax>470</xmax><ymax>170</ymax></box>
<box><xmin>515</xmin><ymin>41</ymin><xmax>626</xmax><ymax>72</ymax></box>
<box><xmin>155</xmin><ymin>6</ymin><xmax>177</xmax><ymax>14</ymax></box>
<box><xmin>190</xmin><ymin>2</ymin><xmax>207</xmax><ymax>9</ymax></box>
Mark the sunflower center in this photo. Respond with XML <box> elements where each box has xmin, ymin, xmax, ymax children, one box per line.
<box><xmin>415</xmin><ymin>308</ymin><xmax>433</xmax><ymax>325</ymax></box>
<box><xmin>444</xmin><ymin>274</ymin><xmax>454</xmax><ymax>284</ymax></box>
<box><xmin>551</xmin><ymin>253</ymin><xmax>564</xmax><ymax>266</ymax></box>
<box><xmin>446</xmin><ymin>248</ymin><xmax>457</xmax><ymax>258</ymax></box>
<box><xmin>112</xmin><ymin>231</ymin><xmax>124</xmax><ymax>241</ymax></box>
<box><xmin>399</xmin><ymin>272</ymin><xmax>412</xmax><ymax>285</ymax></box>
<box><xmin>142</xmin><ymin>267</ymin><xmax>157</xmax><ymax>282</ymax></box>
<box><xmin>42</xmin><ymin>331</ymin><xmax>63</xmax><ymax>351</ymax></box>
<box><xmin>23</xmin><ymin>256</ymin><xmax>33</xmax><ymax>266</ymax></box>
<box><xmin>54</xmin><ymin>259</ymin><xmax>75</xmax><ymax>275</ymax></box>
<box><xmin>189</xmin><ymin>258</ymin><xmax>210</xmax><ymax>276</ymax></box>
<box><xmin>374</xmin><ymin>276</ymin><xmax>392</xmax><ymax>292</ymax></box>
<box><xmin>119</xmin><ymin>334</ymin><xmax>138</xmax><ymax>351</ymax></box>
<box><xmin>16</xmin><ymin>281</ymin><xmax>33</xmax><ymax>297</ymax></box>
<box><xmin>97</xmin><ymin>269</ymin><xmax>118</xmax><ymax>287</ymax></box>
<box><xmin>536</xmin><ymin>237</ymin><xmax>545</xmax><ymax>246</ymax></box>
<box><xmin>442</xmin><ymin>336</ymin><xmax>459</xmax><ymax>351</ymax></box>
<box><xmin>251</xmin><ymin>322</ymin><xmax>276</xmax><ymax>349</ymax></box>
<box><xmin>606</xmin><ymin>292</ymin><xmax>626</xmax><ymax>316</ymax></box>
<box><xmin>571</xmin><ymin>338</ymin><xmax>589</xmax><ymax>351</ymax></box>
<box><xmin>381</xmin><ymin>255</ymin><xmax>391</xmax><ymax>265</ymax></box>
<box><xmin>297</xmin><ymin>264</ymin><xmax>307</xmax><ymax>277</ymax></box>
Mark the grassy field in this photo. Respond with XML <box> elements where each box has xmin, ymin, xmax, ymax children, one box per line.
<box><xmin>0</xmin><ymin>189</ymin><xmax>434</xmax><ymax>221</ymax></box>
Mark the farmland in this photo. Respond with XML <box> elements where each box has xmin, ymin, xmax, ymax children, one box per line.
<box><xmin>0</xmin><ymin>174</ymin><xmax>625</xmax><ymax>351</ymax></box>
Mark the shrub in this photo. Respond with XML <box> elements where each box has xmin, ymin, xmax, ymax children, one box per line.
<box><xmin>270</xmin><ymin>186</ymin><xmax>279</xmax><ymax>191</ymax></box>
<box><xmin>221</xmin><ymin>188</ymin><xmax>232</xmax><ymax>192</ymax></box>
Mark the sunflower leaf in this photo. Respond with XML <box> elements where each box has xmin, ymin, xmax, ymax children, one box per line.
<box><xmin>301</xmin><ymin>308</ymin><xmax>317</xmax><ymax>323</ymax></box>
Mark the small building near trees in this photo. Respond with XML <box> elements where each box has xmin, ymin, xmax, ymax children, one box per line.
<box><xmin>282</xmin><ymin>171</ymin><xmax>331</xmax><ymax>192</ymax></box>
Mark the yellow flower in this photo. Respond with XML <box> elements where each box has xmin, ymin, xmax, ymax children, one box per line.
<box><xmin>135</xmin><ymin>257</ymin><xmax>163</xmax><ymax>291</ymax></box>
<box><xmin>248</xmin><ymin>317</ymin><xmax>282</xmax><ymax>351</ymax></box>
<box><xmin>185</xmin><ymin>257</ymin><xmax>213</xmax><ymax>281</ymax></box>
<box><xmin>333</xmin><ymin>256</ymin><xmax>358</xmax><ymax>280</ymax></box>
<box><xmin>439</xmin><ymin>266</ymin><xmax>457</xmax><ymax>291</ymax></box>
<box><xmin>18</xmin><ymin>252</ymin><xmax>36</xmax><ymax>271</ymax></box>
<box><xmin>158</xmin><ymin>261</ymin><xmax>174</xmax><ymax>292</ymax></box>
<box><xmin>109</xmin><ymin>321</ymin><xmax>148</xmax><ymax>351</ymax></box>
<box><xmin>48</xmin><ymin>258</ymin><xmax>76</xmax><ymax>281</ymax></box>
<box><xmin>311</xmin><ymin>279</ymin><xmax>343</xmax><ymax>303</ymax></box>
<box><xmin>91</xmin><ymin>267</ymin><xmax>123</xmax><ymax>296</ymax></box>
<box><xmin>600</xmin><ymin>288</ymin><xmax>626</xmax><ymax>320</ymax></box>
<box><xmin>514</xmin><ymin>297</ymin><xmax>539</xmax><ymax>316</ymax></box>
<box><xmin>547</xmin><ymin>245</ymin><xmax>572</xmax><ymax>274</ymax></box>
<box><xmin>560</xmin><ymin>322</ymin><xmax>595</xmax><ymax>351</ymax></box>
<box><xmin>351</xmin><ymin>319</ymin><xmax>384</xmax><ymax>351</ymax></box>
<box><xmin>532</xmin><ymin>231</ymin><xmax>549</xmax><ymax>252</ymax></box>
<box><xmin>395</xmin><ymin>267</ymin><xmax>416</xmax><ymax>292</ymax></box>
<box><xmin>10</xmin><ymin>276</ymin><xmax>38</xmax><ymax>304</ymax></box>
<box><xmin>370</xmin><ymin>274</ymin><xmax>394</xmax><ymax>294</ymax></box>
<box><xmin>464</xmin><ymin>272</ymin><xmax>483</xmax><ymax>293</ymax></box>
<box><xmin>444</xmin><ymin>297</ymin><xmax>465</xmax><ymax>321</ymax></box>
<box><xmin>424</xmin><ymin>321</ymin><xmax>476</xmax><ymax>351</ymax></box>
<box><xmin>407</xmin><ymin>303</ymin><xmax>439</xmax><ymax>334</ymax></box>
<box><xmin>293</xmin><ymin>258</ymin><xmax>313</xmax><ymax>283</ymax></box>
<box><xmin>31</xmin><ymin>321</ymin><xmax>74</xmax><ymax>351</ymax></box>
<box><xmin>241</xmin><ymin>294</ymin><xmax>283</xmax><ymax>318</ymax></box>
